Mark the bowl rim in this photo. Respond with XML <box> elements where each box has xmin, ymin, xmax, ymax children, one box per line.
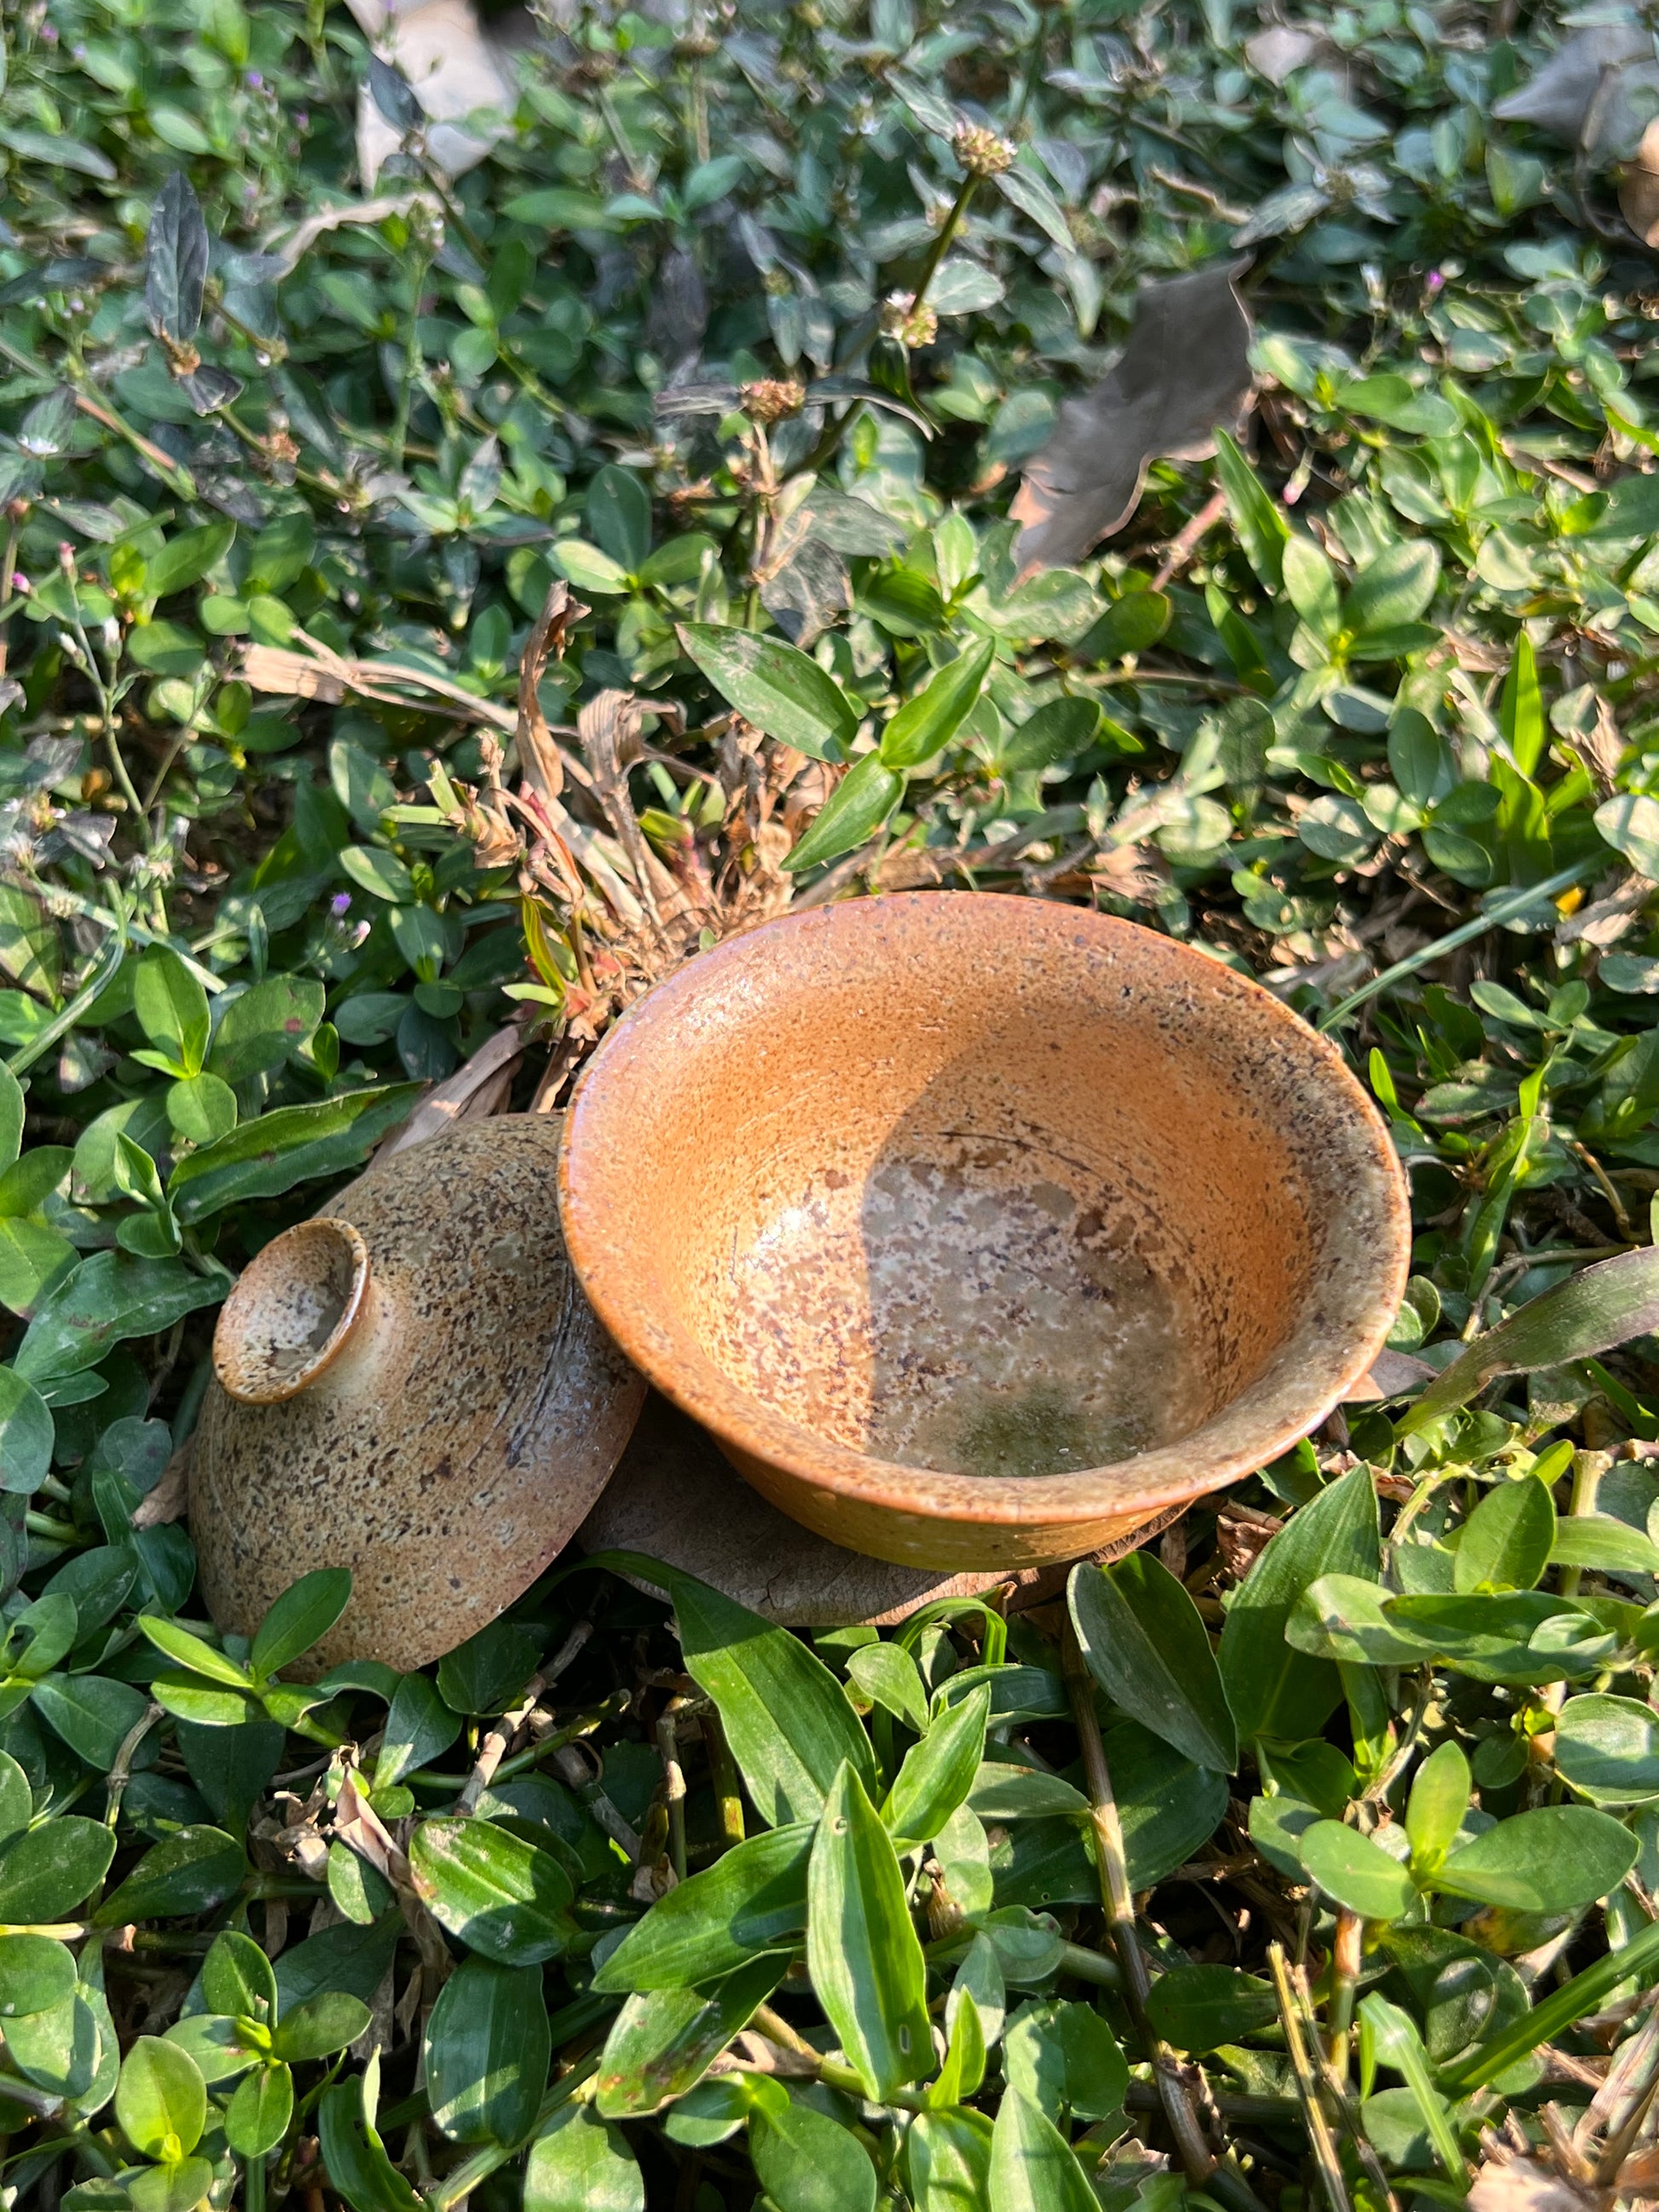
<box><xmin>558</xmin><ymin>892</ymin><xmax>1411</xmax><ymax>1534</ymax></box>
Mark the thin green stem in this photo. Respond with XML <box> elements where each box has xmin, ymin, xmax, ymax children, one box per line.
<box><xmin>913</xmin><ymin>174</ymin><xmax>977</xmax><ymax>312</ymax></box>
<box><xmin>425</xmin><ymin>2055</ymin><xmax>599</xmax><ymax>2212</ymax></box>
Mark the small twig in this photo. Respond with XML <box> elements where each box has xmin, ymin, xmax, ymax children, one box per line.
<box><xmin>657</xmin><ymin>1703</ymin><xmax>689</xmax><ymax>1886</ymax></box>
<box><xmin>1269</xmin><ymin>1943</ymin><xmax>1354</xmax><ymax>2212</ymax></box>
<box><xmin>1152</xmin><ymin>490</ymin><xmax>1229</xmax><ymax>591</ymax></box>
<box><xmin>457</xmin><ymin>1673</ymin><xmax>547</xmax><ymax>1816</ymax></box>
<box><xmin>103</xmin><ymin>1701</ymin><xmax>163</xmax><ymax>1832</ymax></box>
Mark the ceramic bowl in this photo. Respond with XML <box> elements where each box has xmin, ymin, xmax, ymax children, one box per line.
<box><xmin>558</xmin><ymin>893</ymin><xmax>1409</xmax><ymax>1569</ymax></box>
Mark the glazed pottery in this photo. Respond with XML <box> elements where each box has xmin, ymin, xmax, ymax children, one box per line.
<box><xmin>581</xmin><ymin>1390</ymin><xmax>1186</xmax><ymax>1626</ymax></box>
<box><xmin>559</xmin><ymin>892</ymin><xmax>1410</xmax><ymax>1570</ymax></box>
<box><xmin>193</xmin><ymin>1114</ymin><xmax>645</xmax><ymax>1673</ymax></box>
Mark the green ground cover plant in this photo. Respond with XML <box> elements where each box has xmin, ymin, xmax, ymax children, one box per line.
<box><xmin>8</xmin><ymin>0</ymin><xmax>1659</xmax><ymax>2206</ymax></box>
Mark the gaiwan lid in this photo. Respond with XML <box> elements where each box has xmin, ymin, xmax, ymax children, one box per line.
<box><xmin>190</xmin><ymin>1114</ymin><xmax>645</xmax><ymax>1674</ymax></box>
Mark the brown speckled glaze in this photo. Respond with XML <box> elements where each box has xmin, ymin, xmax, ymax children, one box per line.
<box><xmin>558</xmin><ymin>893</ymin><xmax>1410</xmax><ymax>1570</ymax></box>
<box><xmin>193</xmin><ymin>1115</ymin><xmax>645</xmax><ymax>1673</ymax></box>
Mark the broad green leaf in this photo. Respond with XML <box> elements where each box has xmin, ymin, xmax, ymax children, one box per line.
<box><xmin>1398</xmin><ymin>1248</ymin><xmax>1659</xmax><ymax>1434</ymax></box>
<box><xmin>14</xmin><ymin>1253</ymin><xmax>224</xmax><ymax>1381</ymax></box>
<box><xmin>806</xmin><ymin>1762</ymin><xmax>932</xmax><ymax>2100</ymax></box>
<box><xmin>1555</xmin><ymin>1692</ymin><xmax>1659</xmax><ymax>1805</ymax></box>
<box><xmin>1454</xmin><ymin>1478</ymin><xmax>1554</xmax><ymax>1592</ymax></box>
<box><xmin>136</xmin><ymin>1614</ymin><xmax>252</xmax><ymax>1689</ymax></box>
<box><xmin>1549</xmin><ymin>1516</ymin><xmax>1659</xmax><ymax>1575</ymax></box>
<box><xmin>151</xmin><ymin>1675</ymin><xmax>256</xmax><ymax>1727</ymax></box>
<box><xmin>1213</xmin><ymin>428</ymin><xmax>1288</xmax><ymax>590</ymax></box>
<box><xmin>206</xmin><ymin>974</ymin><xmax>325</xmax><ymax>1084</ymax></box>
<box><xmin>1003</xmin><ymin>1997</ymin><xmax>1128</xmax><ymax>2124</ymax></box>
<box><xmin>116</xmin><ymin>2036</ymin><xmax>206</xmax><ymax>2162</ymax></box>
<box><xmin>408</xmin><ymin>1816</ymin><xmax>578</xmax><ymax>1965</ymax></box>
<box><xmin>0</xmin><ymin>1060</ymin><xmax>22</xmax><ymax>1170</ymax></box>
<box><xmin>275</xmin><ymin>1915</ymin><xmax>399</xmax><ymax>2014</ymax></box>
<box><xmin>909</xmin><ymin>2109</ymin><xmax>994</xmax><ymax>2212</ymax></box>
<box><xmin>595</xmin><ymin>1955</ymin><xmax>783</xmax><ymax>2119</ymax></box>
<box><xmin>993</xmin><ymin>160</ymin><xmax>1074</xmax><ymax>250</ymax></box>
<box><xmin>374</xmin><ymin>1671</ymin><xmax>461</xmax><ymax>1789</ymax></box>
<box><xmin>1359</xmin><ymin>1997</ymin><xmax>1465</xmax><ymax>2179</ymax></box>
<box><xmin>678</xmin><ymin>623</ymin><xmax>858</xmax><ymax>762</ymax></box>
<box><xmin>0</xmin><ymin>1366</ymin><xmax>54</xmax><ymax>1494</ymax></box>
<box><xmin>168</xmin><ymin>1086</ymin><xmax>423</xmax><ymax>1222</ymax></box>
<box><xmin>1219</xmin><ymin>1463</ymin><xmax>1379</xmax><ymax>1746</ymax></box>
<box><xmin>0</xmin><ymin>1816</ymin><xmax>115</xmax><ymax>1920</ymax></box>
<box><xmin>0</xmin><ymin>1752</ymin><xmax>29</xmax><ymax>1845</ymax></box>
<box><xmin>930</xmin><ymin>1990</ymin><xmax>987</xmax><ymax>2107</ymax></box>
<box><xmin>1145</xmin><ymin>1965</ymin><xmax>1277</xmax><ymax>2054</ymax></box>
<box><xmin>164</xmin><ymin>2013</ymin><xmax>263</xmax><ymax>2086</ymax></box>
<box><xmin>1300</xmin><ymin>1822</ymin><xmax>1419</xmax><ymax>1919</ymax></box>
<box><xmin>94</xmin><ymin>1828</ymin><xmax>245</xmax><ymax>1926</ymax></box>
<box><xmin>134</xmin><ymin>950</ymin><xmax>210</xmax><ymax>1076</ymax></box>
<box><xmin>997</xmin><ymin>696</ymin><xmax>1102</xmax><ymax>772</ymax></box>
<box><xmin>1287</xmin><ymin>1574</ymin><xmax>1438</xmax><ymax>1668</ymax></box>
<box><xmin>1068</xmin><ymin>1553</ymin><xmax>1237</xmax><ymax>1773</ymax></box>
<box><xmin>1281</xmin><ymin>535</ymin><xmax>1341</xmax><ymax>641</ymax></box>
<box><xmin>436</xmin><ymin>1619</ymin><xmax>545</xmax><ymax>1717</ymax></box>
<box><xmin>1433</xmin><ymin>1805</ymin><xmax>1637</xmax><ymax>1911</ymax></box>
<box><xmin>590</xmin><ymin>1823</ymin><xmax>812</xmax><ymax>1991</ymax></box>
<box><xmin>201</xmin><ymin>1930</ymin><xmax>277</xmax><ymax>2023</ymax></box>
<box><xmin>879</xmin><ymin>638</ymin><xmax>997</xmax><ymax>768</ymax></box>
<box><xmin>0</xmin><ymin>1934</ymin><xmax>77</xmax><ymax>2019</ymax></box>
<box><xmin>319</xmin><ymin>2071</ymin><xmax>422</xmax><ymax>2212</ymax></box>
<box><xmin>146</xmin><ymin>520</ymin><xmax>234</xmax><ymax>598</ymax></box>
<box><xmin>1405</xmin><ymin>1741</ymin><xmax>1471</xmax><ymax>1871</ymax></box>
<box><xmin>226</xmin><ymin>2062</ymin><xmax>293</xmax><ymax>2159</ymax></box>
<box><xmin>1346</xmin><ymin>540</ymin><xmax>1439</xmax><ymax>637</ymax></box>
<box><xmin>32</xmin><ymin>1671</ymin><xmax>147</xmax><ymax>1770</ymax></box>
<box><xmin>272</xmin><ymin>1991</ymin><xmax>373</xmax><ymax>2063</ymax></box>
<box><xmin>750</xmin><ymin>2092</ymin><xmax>877</xmax><ymax>2212</ymax></box>
<box><xmin>251</xmin><ymin>1568</ymin><xmax>352</xmax><ymax>1680</ymax></box>
<box><xmin>425</xmin><ymin>1961</ymin><xmax>549</xmax><ymax>2145</ymax></box>
<box><xmin>1384</xmin><ymin>1591</ymin><xmax>1604</xmax><ymax>1686</ymax></box>
<box><xmin>522</xmin><ymin>2105</ymin><xmax>644</xmax><ymax>2212</ymax></box>
<box><xmin>1500</xmin><ymin>632</ymin><xmax>1545</xmax><ymax>777</ymax></box>
<box><xmin>1441</xmin><ymin>1916</ymin><xmax>1659</xmax><ymax>2090</ymax></box>
<box><xmin>847</xmin><ymin>1640</ymin><xmax>929</xmax><ymax>1731</ymax></box>
<box><xmin>988</xmin><ymin>2088</ymin><xmax>1098</xmax><ymax>2212</ymax></box>
<box><xmin>668</xmin><ymin>1568</ymin><xmax>875</xmax><ymax>1826</ymax></box>
<box><xmin>781</xmin><ymin>753</ymin><xmax>905</xmax><ymax>874</ymax></box>
<box><xmin>882</xmin><ymin>1682</ymin><xmax>991</xmax><ymax>1851</ymax></box>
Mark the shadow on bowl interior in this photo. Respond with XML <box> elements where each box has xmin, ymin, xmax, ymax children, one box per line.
<box><xmin>558</xmin><ymin>893</ymin><xmax>1409</xmax><ymax>1568</ymax></box>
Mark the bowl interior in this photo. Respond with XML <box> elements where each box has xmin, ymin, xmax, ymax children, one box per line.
<box><xmin>564</xmin><ymin>896</ymin><xmax>1406</xmax><ymax>1510</ymax></box>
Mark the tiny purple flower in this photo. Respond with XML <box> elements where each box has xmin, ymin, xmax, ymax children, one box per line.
<box><xmin>331</xmin><ymin>891</ymin><xmax>353</xmax><ymax>916</ymax></box>
<box><xmin>10</xmin><ymin>574</ymin><xmax>28</xmax><ymax>594</ymax></box>
<box><xmin>246</xmin><ymin>69</ymin><xmax>263</xmax><ymax>87</ymax></box>
<box><xmin>1426</xmin><ymin>268</ymin><xmax>1445</xmax><ymax>293</ymax></box>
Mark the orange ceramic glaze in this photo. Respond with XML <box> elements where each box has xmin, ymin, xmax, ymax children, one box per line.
<box><xmin>558</xmin><ymin>893</ymin><xmax>1409</xmax><ymax>1570</ymax></box>
<box><xmin>193</xmin><ymin>1115</ymin><xmax>644</xmax><ymax>1672</ymax></box>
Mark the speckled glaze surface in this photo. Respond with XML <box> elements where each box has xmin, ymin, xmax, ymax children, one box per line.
<box><xmin>558</xmin><ymin>892</ymin><xmax>1410</xmax><ymax>1569</ymax></box>
<box><xmin>193</xmin><ymin>1115</ymin><xmax>645</xmax><ymax>1672</ymax></box>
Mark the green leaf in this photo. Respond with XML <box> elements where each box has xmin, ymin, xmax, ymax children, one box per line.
<box><xmin>1406</xmin><ymin>1741</ymin><xmax>1471</xmax><ymax>1872</ymax></box>
<box><xmin>275</xmin><ymin>1915</ymin><xmax>399</xmax><ymax>2013</ymax></box>
<box><xmin>996</xmin><ymin>696</ymin><xmax>1101</xmax><ymax>773</ymax></box>
<box><xmin>1454</xmin><ymin>1478</ymin><xmax>1554</xmax><ymax>1592</ymax></box>
<box><xmin>134</xmin><ymin>950</ymin><xmax>210</xmax><ymax>1077</ymax></box>
<box><xmin>678</xmin><ymin>624</ymin><xmax>858</xmax><ymax>763</ymax></box>
<box><xmin>0</xmin><ymin>1366</ymin><xmax>54</xmax><ymax>1494</ymax></box>
<box><xmin>14</xmin><ymin>1253</ymin><xmax>224</xmax><ymax>1381</ymax></box>
<box><xmin>987</xmin><ymin>2088</ymin><xmax>1099</xmax><ymax>2212</ymax></box>
<box><xmin>1398</xmin><ymin>1249</ymin><xmax>1659</xmax><ymax>1435</ymax></box>
<box><xmin>1067</xmin><ymin>1553</ymin><xmax>1237</xmax><ymax>1773</ymax></box>
<box><xmin>595</xmin><ymin>1955</ymin><xmax>783</xmax><ymax>2119</ymax></box>
<box><xmin>272</xmin><ymin>1990</ymin><xmax>373</xmax><ymax>2064</ymax></box>
<box><xmin>319</xmin><ymin>2071</ymin><xmax>422</xmax><ymax>2212</ymax></box>
<box><xmin>523</xmin><ymin>2105</ymin><xmax>644</xmax><ymax>2212</ymax></box>
<box><xmin>408</xmin><ymin>1816</ymin><xmax>578</xmax><ymax>1966</ymax></box>
<box><xmin>167</xmin><ymin>1086</ymin><xmax>422</xmax><ymax>1222</ymax></box>
<box><xmin>882</xmin><ymin>1682</ymin><xmax>991</xmax><ymax>1851</ymax></box>
<box><xmin>206</xmin><ymin>975</ymin><xmax>325</xmax><ymax>1084</ymax></box>
<box><xmin>1555</xmin><ymin>1692</ymin><xmax>1659</xmax><ymax>1805</ymax></box>
<box><xmin>1219</xmin><ymin>1463</ymin><xmax>1380</xmax><ymax>1747</ymax></box>
<box><xmin>994</xmin><ymin>160</ymin><xmax>1074</xmax><ymax>250</ymax></box>
<box><xmin>425</xmin><ymin>1961</ymin><xmax>549</xmax><ymax>2145</ymax></box>
<box><xmin>146</xmin><ymin>521</ymin><xmax>234</xmax><ymax>599</ymax></box>
<box><xmin>1441</xmin><ymin>1916</ymin><xmax>1659</xmax><ymax>2090</ymax></box>
<box><xmin>1433</xmin><ymin>1806</ymin><xmax>1637</xmax><ymax>1910</ymax></box>
<box><xmin>1286</xmin><ymin>1574</ymin><xmax>1437</xmax><ymax>1668</ymax></box>
<box><xmin>550</xmin><ymin>540</ymin><xmax>629</xmax><ymax>593</ymax></box>
<box><xmin>806</xmin><ymin>1761</ymin><xmax>933</xmax><ymax>2101</ymax></box>
<box><xmin>846</xmin><ymin>1641</ymin><xmax>929</xmax><ymax>1731</ymax></box>
<box><xmin>1549</xmin><ymin>1516</ymin><xmax>1659</xmax><ymax>1575</ymax></box>
<box><xmin>590</xmin><ymin>1823</ymin><xmax>812</xmax><ymax>1991</ymax></box>
<box><xmin>907</xmin><ymin>2108</ymin><xmax>994</xmax><ymax>2212</ymax></box>
<box><xmin>1145</xmin><ymin>1965</ymin><xmax>1277</xmax><ymax>2054</ymax></box>
<box><xmin>750</xmin><ymin>2092</ymin><xmax>877</xmax><ymax>2212</ymax></box>
<box><xmin>880</xmin><ymin>638</ymin><xmax>997</xmax><ymax>769</ymax></box>
<box><xmin>1359</xmin><ymin>1997</ymin><xmax>1465</xmax><ymax>2179</ymax></box>
<box><xmin>0</xmin><ymin>1816</ymin><xmax>115</xmax><ymax>1920</ymax></box>
<box><xmin>164</xmin><ymin>2013</ymin><xmax>263</xmax><ymax>2086</ymax></box>
<box><xmin>373</xmin><ymin>1671</ymin><xmax>461</xmax><ymax>1789</ymax></box>
<box><xmin>667</xmin><ymin>1568</ymin><xmax>876</xmax><ymax>1826</ymax></box>
<box><xmin>0</xmin><ymin>1934</ymin><xmax>77</xmax><ymax>2018</ymax></box>
<box><xmin>201</xmin><ymin>1929</ymin><xmax>277</xmax><ymax>2023</ymax></box>
<box><xmin>0</xmin><ymin>1060</ymin><xmax>23</xmax><ymax>1171</ymax></box>
<box><xmin>32</xmin><ymin>1671</ymin><xmax>148</xmax><ymax>1770</ymax></box>
<box><xmin>1281</xmin><ymin>535</ymin><xmax>1341</xmax><ymax>641</ymax></box>
<box><xmin>436</xmin><ymin>1619</ymin><xmax>545</xmax><ymax>1716</ymax></box>
<box><xmin>1500</xmin><ymin>632</ymin><xmax>1545</xmax><ymax>778</ymax></box>
<box><xmin>1003</xmin><ymin>1997</ymin><xmax>1128</xmax><ymax>2124</ymax></box>
<box><xmin>781</xmin><ymin>752</ymin><xmax>904</xmax><ymax>873</ymax></box>
<box><xmin>136</xmin><ymin>1614</ymin><xmax>253</xmax><ymax>1689</ymax></box>
<box><xmin>251</xmin><ymin>1568</ymin><xmax>352</xmax><ymax>1681</ymax></box>
<box><xmin>226</xmin><ymin>2062</ymin><xmax>292</xmax><ymax>2160</ymax></box>
<box><xmin>1213</xmin><ymin>427</ymin><xmax>1288</xmax><ymax>590</ymax></box>
<box><xmin>166</xmin><ymin>1074</ymin><xmax>237</xmax><ymax>1146</ymax></box>
<box><xmin>1301</xmin><ymin>1822</ymin><xmax>1419</xmax><ymax>1919</ymax></box>
<box><xmin>94</xmin><ymin>1828</ymin><xmax>245</xmax><ymax>1926</ymax></box>
<box><xmin>116</xmin><ymin>2036</ymin><xmax>206</xmax><ymax>2162</ymax></box>
<box><xmin>931</xmin><ymin>1989</ymin><xmax>987</xmax><ymax>2108</ymax></box>
<box><xmin>1596</xmin><ymin>792</ymin><xmax>1659</xmax><ymax>878</ymax></box>
<box><xmin>1346</xmin><ymin>540</ymin><xmax>1439</xmax><ymax>637</ymax></box>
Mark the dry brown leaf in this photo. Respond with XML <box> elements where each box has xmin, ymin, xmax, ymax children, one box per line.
<box><xmin>514</xmin><ymin>576</ymin><xmax>584</xmax><ymax>806</ymax></box>
<box><xmin>375</xmin><ymin>1021</ymin><xmax>526</xmax><ymax>1161</ymax></box>
<box><xmin>1012</xmin><ymin>263</ymin><xmax>1254</xmax><ymax>574</ymax></box>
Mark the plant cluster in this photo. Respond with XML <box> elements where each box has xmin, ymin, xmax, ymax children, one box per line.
<box><xmin>7</xmin><ymin>0</ymin><xmax>1659</xmax><ymax>2206</ymax></box>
